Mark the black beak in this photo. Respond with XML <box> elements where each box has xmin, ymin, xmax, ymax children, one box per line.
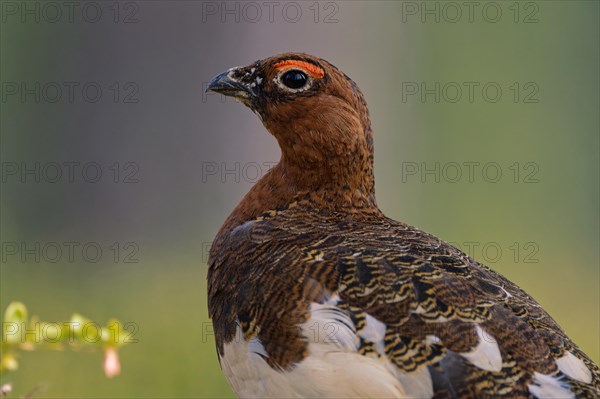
<box><xmin>205</xmin><ymin>69</ymin><xmax>257</xmax><ymax>99</ymax></box>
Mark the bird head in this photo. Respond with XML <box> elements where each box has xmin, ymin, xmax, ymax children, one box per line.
<box><xmin>207</xmin><ymin>53</ymin><xmax>376</xmax><ymax>208</ymax></box>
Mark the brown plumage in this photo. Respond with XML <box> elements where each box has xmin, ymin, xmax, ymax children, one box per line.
<box><xmin>206</xmin><ymin>53</ymin><xmax>599</xmax><ymax>398</ymax></box>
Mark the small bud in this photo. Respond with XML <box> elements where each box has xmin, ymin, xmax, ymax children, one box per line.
<box><xmin>4</xmin><ymin>302</ymin><xmax>27</xmax><ymax>324</ymax></box>
<box><xmin>1</xmin><ymin>384</ymin><xmax>13</xmax><ymax>397</ymax></box>
<box><xmin>1</xmin><ymin>353</ymin><xmax>18</xmax><ymax>371</ymax></box>
<box><xmin>69</xmin><ymin>313</ymin><xmax>92</xmax><ymax>340</ymax></box>
<box><xmin>103</xmin><ymin>347</ymin><xmax>121</xmax><ymax>378</ymax></box>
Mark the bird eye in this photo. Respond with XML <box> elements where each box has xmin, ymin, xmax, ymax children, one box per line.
<box><xmin>281</xmin><ymin>70</ymin><xmax>308</xmax><ymax>89</ymax></box>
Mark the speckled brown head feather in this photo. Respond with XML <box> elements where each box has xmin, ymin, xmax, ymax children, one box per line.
<box><xmin>206</xmin><ymin>53</ymin><xmax>599</xmax><ymax>399</ymax></box>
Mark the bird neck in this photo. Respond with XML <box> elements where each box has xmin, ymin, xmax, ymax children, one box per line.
<box><xmin>219</xmin><ymin>146</ymin><xmax>378</xmax><ymax>237</ymax></box>
<box><xmin>278</xmin><ymin>149</ymin><xmax>377</xmax><ymax>208</ymax></box>
<box><xmin>216</xmin><ymin>102</ymin><xmax>380</xmax><ymax>237</ymax></box>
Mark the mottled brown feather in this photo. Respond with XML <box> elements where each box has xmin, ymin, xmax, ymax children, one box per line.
<box><xmin>207</xmin><ymin>53</ymin><xmax>599</xmax><ymax>398</ymax></box>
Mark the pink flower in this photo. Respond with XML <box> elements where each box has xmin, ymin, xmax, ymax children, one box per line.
<box><xmin>103</xmin><ymin>347</ymin><xmax>121</xmax><ymax>378</ymax></box>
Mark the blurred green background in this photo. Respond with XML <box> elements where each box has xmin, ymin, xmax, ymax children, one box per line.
<box><xmin>1</xmin><ymin>1</ymin><xmax>598</xmax><ymax>397</ymax></box>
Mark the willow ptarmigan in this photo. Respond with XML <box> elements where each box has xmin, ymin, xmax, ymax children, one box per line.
<box><xmin>206</xmin><ymin>53</ymin><xmax>599</xmax><ymax>399</ymax></box>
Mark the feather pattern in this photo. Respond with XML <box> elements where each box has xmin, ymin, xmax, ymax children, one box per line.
<box><xmin>209</xmin><ymin>207</ymin><xmax>600</xmax><ymax>398</ymax></box>
<box><xmin>206</xmin><ymin>53</ymin><xmax>600</xmax><ymax>398</ymax></box>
